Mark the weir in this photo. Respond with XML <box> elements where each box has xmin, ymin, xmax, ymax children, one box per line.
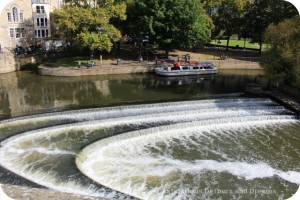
<box><xmin>0</xmin><ymin>98</ymin><xmax>278</xmax><ymax>140</ymax></box>
<box><xmin>0</xmin><ymin>98</ymin><xmax>299</xmax><ymax>199</ymax></box>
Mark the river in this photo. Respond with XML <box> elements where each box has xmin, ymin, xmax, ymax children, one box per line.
<box><xmin>0</xmin><ymin>70</ymin><xmax>299</xmax><ymax>200</ymax></box>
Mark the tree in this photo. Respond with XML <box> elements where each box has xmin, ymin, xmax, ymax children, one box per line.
<box><xmin>52</xmin><ymin>0</ymin><xmax>126</xmax><ymax>56</ymax></box>
<box><xmin>213</xmin><ymin>0</ymin><xmax>246</xmax><ymax>50</ymax></box>
<box><xmin>199</xmin><ymin>0</ymin><xmax>222</xmax><ymax>20</ymax></box>
<box><xmin>125</xmin><ymin>0</ymin><xmax>212</xmax><ymax>57</ymax></box>
<box><xmin>261</xmin><ymin>18</ymin><xmax>300</xmax><ymax>88</ymax></box>
<box><xmin>242</xmin><ymin>0</ymin><xmax>299</xmax><ymax>54</ymax></box>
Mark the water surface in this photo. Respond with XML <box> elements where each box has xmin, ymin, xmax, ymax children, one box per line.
<box><xmin>1</xmin><ymin>70</ymin><xmax>298</xmax><ymax>200</ymax></box>
<box><xmin>0</xmin><ymin>69</ymin><xmax>265</xmax><ymax>118</ymax></box>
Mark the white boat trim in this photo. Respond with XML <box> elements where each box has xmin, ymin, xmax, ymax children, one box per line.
<box><xmin>155</xmin><ymin>61</ymin><xmax>218</xmax><ymax>76</ymax></box>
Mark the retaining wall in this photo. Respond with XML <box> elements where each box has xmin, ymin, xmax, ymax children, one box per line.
<box><xmin>0</xmin><ymin>52</ymin><xmax>17</xmax><ymax>73</ymax></box>
<box><xmin>210</xmin><ymin>59</ymin><xmax>261</xmax><ymax>70</ymax></box>
<box><xmin>38</xmin><ymin>64</ymin><xmax>156</xmax><ymax>76</ymax></box>
<box><xmin>0</xmin><ymin>52</ymin><xmax>38</xmax><ymax>73</ymax></box>
<box><xmin>38</xmin><ymin>59</ymin><xmax>262</xmax><ymax>77</ymax></box>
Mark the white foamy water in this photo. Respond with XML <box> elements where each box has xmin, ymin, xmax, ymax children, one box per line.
<box><xmin>80</xmin><ymin>152</ymin><xmax>300</xmax><ymax>199</ymax></box>
<box><xmin>77</xmin><ymin>117</ymin><xmax>300</xmax><ymax>199</ymax></box>
<box><xmin>0</xmin><ymin>98</ymin><xmax>277</xmax><ymax>131</ymax></box>
<box><xmin>0</xmin><ymin>98</ymin><xmax>299</xmax><ymax>199</ymax></box>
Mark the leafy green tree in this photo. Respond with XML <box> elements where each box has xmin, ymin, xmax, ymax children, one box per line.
<box><xmin>242</xmin><ymin>0</ymin><xmax>298</xmax><ymax>53</ymax></box>
<box><xmin>125</xmin><ymin>0</ymin><xmax>212</xmax><ymax>57</ymax></box>
<box><xmin>262</xmin><ymin>18</ymin><xmax>300</xmax><ymax>88</ymax></box>
<box><xmin>200</xmin><ymin>0</ymin><xmax>222</xmax><ymax>18</ymax></box>
<box><xmin>213</xmin><ymin>0</ymin><xmax>246</xmax><ymax>50</ymax></box>
<box><xmin>52</xmin><ymin>0</ymin><xmax>126</xmax><ymax>56</ymax></box>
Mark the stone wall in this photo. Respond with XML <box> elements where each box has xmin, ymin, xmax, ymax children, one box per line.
<box><xmin>210</xmin><ymin>59</ymin><xmax>261</xmax><ymax>70</ymax></box>
<box><xmin>277</xmin><ymin>84</ymin><xmax>300</xmax><ymax>101</ymax></box>
<box><xmin>0</xmin><ymin>51</ymin><xmax>39</xmax><ymax>73</ymax></box>
<box><xmin>0</xmin><ymin>0</ymin><xmax>34</xmax><ymax>50</ymax></box>
<box><xmin>18</xmin><ymin>54</ymin><xmax>39</xmax><ymax>67</ymax></box>
<box><xmin>38</xmin><ymin>64</ymin><xmax>156</xmax><ymax>77</ymax></box>
<box><xmin>0</xmin><ymin>51</ymin><xmax>17</xmax><ymax>73</ymax></box>
<box><xmin>38</xmin><ymin>59</ymin><xmax>262</xmax><ymax>77</ymax></box>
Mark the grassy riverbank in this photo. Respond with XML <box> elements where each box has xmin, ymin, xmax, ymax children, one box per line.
<box><xmin>210</xmin><ymin>39</ymin><xmax>268</xmax><ymax>50</ymax></box>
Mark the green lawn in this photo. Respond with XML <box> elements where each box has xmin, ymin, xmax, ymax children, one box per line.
<box><xmin>210</xmin><ymin>39</ymin><xmax>268</xmax><ymax>50</ymax></box>
<box><xmin>55</xmin><ymin>57</ymin><xmax>98</xmax><ymax>67</ymax></box>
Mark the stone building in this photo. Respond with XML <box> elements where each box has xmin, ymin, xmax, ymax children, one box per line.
<box><xmin>0</xmin><ymin>0</ymin><xmax>63</xmax><ymax>73</ymax></box>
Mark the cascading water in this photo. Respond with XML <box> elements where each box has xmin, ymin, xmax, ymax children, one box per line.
<box><xmin>0</xmin><ymin>98</ymin><xmax>299</xmax><ymax>199</ymax></box>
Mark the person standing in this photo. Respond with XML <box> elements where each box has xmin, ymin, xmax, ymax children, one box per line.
<box><xmin>139</xmin><ymin>55</ymin><xmax>143</xmax><ymax>63</ymax></box>
<box><xmin>155</xmin><ymin>56</ymin><xmax>158</xmax><ymax>64</ymax></box>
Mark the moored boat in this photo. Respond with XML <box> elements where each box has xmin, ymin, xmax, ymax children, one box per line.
<box><xmin>155</xmin><ymin>61</ymin><xmax>218</xmax><ymax>76</ymax></box>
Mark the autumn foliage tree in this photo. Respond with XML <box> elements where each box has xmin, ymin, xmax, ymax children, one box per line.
<box><xmin>52</xmin><ymin>0</ymin><xmax>126</xmax><ymax>56</ymax></box>
<box><xmin>262</xmin><ymin>18</ymin><xmax>300</xmax><ymax>88</ymax></box>
<box><xmin>242</xmin><ymin>0</ymin><xmax>299</xmax><ymax>54</ymax></box>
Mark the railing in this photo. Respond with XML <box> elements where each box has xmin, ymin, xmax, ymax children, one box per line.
<box><xmin>32</xmin><ymin>0</ymin><xmax>50</xmax><ymax>4</ymax></box>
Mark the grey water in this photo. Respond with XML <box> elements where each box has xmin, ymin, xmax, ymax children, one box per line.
<box><xmin>0</xmin><ymin>69</ymin><xmax>265</xmax><ymax>119</ymax></box>
<box><xmin>0</xmin><ymin>69</ymin><xmax>299</xmax><ymax>200</ymax></box>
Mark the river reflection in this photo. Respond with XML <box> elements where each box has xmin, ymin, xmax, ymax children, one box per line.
<box><xmin>2</xmin><ymin>69</ymin><xmax>300</xmax><ymax>200</ymax></box>
<box><xmin>0</xmin><ymin>70</ymin><xmax>266</xmax><ymax>118</ymax></box>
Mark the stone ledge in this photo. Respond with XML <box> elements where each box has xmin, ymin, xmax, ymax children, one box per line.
<box><xmin>38</xmin><ymin>59</ymin><xmax>261</xmax><ymax>77</ymax></box>
<box><xmin>210</xmin><ymin>60</ymin><xmax>261</xmax><ymax>70</ymax></box>
<box><xmin>246</xmin><ymin>84</ymin><xmax>300</xmax><ymax>116</ymax></box>
<box><xmin>38</xmin><ymin>64</ymin><xmax>156</xmax><ymax>76</ymax></box>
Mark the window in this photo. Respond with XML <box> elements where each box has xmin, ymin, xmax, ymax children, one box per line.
<box><xmin>45</xmin><ymin>18</ymin><xmax>48</xmax><ymax>26</ymax></box>
<box><xmin>37</xmin><ymin>18</ymin><xmax>40</xmax><ymax>26</ymax></box>
<box><xmin>21</xmin><ymin>28</ymin><xmax>25</xmax><ymax>37</ymax></box>
<box><xmin>46</xmin><ymin>29</ymin><xmax>49</xmax><ymax>37</ymax></box>
<box><xmin>36</xmin><ymin>6</ymin><xmax>40</xmax><ymax>13</ymax></box>
<box><xmin>36</xmin><ymin>6</ymin><xmax>45</xmax><ymax>13</ymax></box>
<box><xmin>19</xmin><ymin>13</ymin><xmax>23</xmax><ymax>22</ymax></box>
<box><xmin>12</xmin><ymin>7</ymin><xmax>19</xmax><ymax>22</ymax></box>
<box><xmin>193</xmin><ymin>67</ymin><xmax>199</xmax><ymax>70</ymax></box>
<box><xmin>59</xmin><ymin>0</ymin><xmax>64</xmax><ymax>7</ymax></box>
<box><xmin>40</xmin><ymin>18</ymin><xmax>44</xmax><ymax>26</ymax></box>
<box><xmin>41</xmin><ymin>30</ymin><xmax>45</xmax><ymax>37</ymax></box>
<box><xmin>15</xmin><ymin>28</ymin><xmax>20</xmax><ymax>38</ymax></box>
<box><xmin>7</xmin><ymin>13</ymin><xmax>12</xmax><ymax>22</ymax></box>
<box><xmin>9</xmin><ymin>28</ymin><xmax>14</xmax><ymax>37</ymax></box>
<box><xmin>35</xmin><ymin>30</ymin><xmax>37</xmax><ymax>37</ymax></box>
<box><xmin>37</xmin><ymin>30</ymin><xmax>41</xmax><ymax>37</ymax></box>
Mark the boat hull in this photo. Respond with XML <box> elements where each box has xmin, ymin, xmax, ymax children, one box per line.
<box><xmin>155</xmin><ymin>68</ymin><xmax>218</xmax><ymax>76</ymax></box>
<box><xmin>155</xmin><ymin>61</ymin><xmax>218</xmax><ymax>76</ymax></box>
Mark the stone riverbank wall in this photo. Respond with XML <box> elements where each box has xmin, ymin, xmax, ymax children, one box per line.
<box><xmin>0</xmin><ymin>51</ymin><xmax>17</xmax><ymax>73</ymax></box>
<box><xmin>38</xmin><ymin>59</ymin><xmax>261</xmax><ymax>77</ymax></box>
<box><xmin>0</xmin><ymin>51</ymin><xmax>38</xmax><ymax>73</ymax></box>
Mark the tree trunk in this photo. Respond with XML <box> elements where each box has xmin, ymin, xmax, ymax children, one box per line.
<box><xmin>165</xmin><ymin>50</ymin><xmax>169</xmax><ymax>58</ymax></box>
<box><xmin>259</xmin><ymin>42</ymin><xmax>262</xmax><ymax>55</ymax></box>
<box><xmin>226</xmin><ymin>36</ymin><xmax>230</xmax><ymax>51</ymax></box>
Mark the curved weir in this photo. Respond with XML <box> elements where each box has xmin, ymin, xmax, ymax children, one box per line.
<box><xmin>0</xmin><ymin>98</ymin><xmax>299</xmax><ymax>199</ymax></box>
<box><xmin>0</xmin><ymin>98</ymin><xmax>278</xmax><ymax>138</ymax></box>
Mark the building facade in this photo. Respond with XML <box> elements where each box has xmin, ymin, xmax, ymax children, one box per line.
<box><xmin>0</xmin><ymin>0</ymin><xmax>63</xmax><ymax>53</ymax></box>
